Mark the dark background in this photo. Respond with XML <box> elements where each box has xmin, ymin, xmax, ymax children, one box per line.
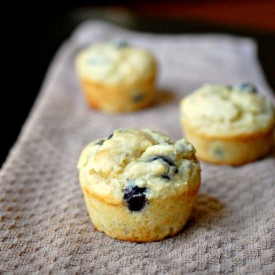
<box><xmin>1</xmin><ymin>0</ymin><xmax>275</xmax><ymax>167</ymax></box>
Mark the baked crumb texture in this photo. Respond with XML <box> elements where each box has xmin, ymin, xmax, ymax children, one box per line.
<box><xmin>78</xmin><ymin>128</ymin><xmax>201</xmax><ymax>242</ymax></box>
<box><xmin>75</xmin><ymin>41</ymin><xmax>158</xmax><ymax>112</ymax></box>
<box><xmin>180</xmin><ymin>83</ymin><xmax>275</xmax><ymax>165</ymax></box>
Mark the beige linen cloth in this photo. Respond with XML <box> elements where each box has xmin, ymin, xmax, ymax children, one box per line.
<box><xmin>1</xmin><ymin>21</ymin><xmax>274</xmax><ymax>274</ymax></box>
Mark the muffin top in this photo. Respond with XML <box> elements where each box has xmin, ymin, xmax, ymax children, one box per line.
<box><xmin>77</xmin><ymin>128</ymin><xmax>200</xmax><ymax>210</ymax></box>
<box><xmin>180</xmin><ymin>83</ymin><xmax>275</xmax><ymax>137</ymax></box>
<box><xmin>75</xmin><ymin>40</ymin><xmax>157</xmax><ymax>85</ymax></box>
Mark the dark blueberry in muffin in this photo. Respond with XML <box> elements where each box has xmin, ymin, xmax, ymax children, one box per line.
<box><xmin>112</xmin><ymin>39</ymin><xmax>129</xmax><ymax>48</ymax></box>
<box><xmin>107</xmin><ymin>133</ymin><xmax>113</xmax><ymax>140</ymax></box>
<box><xmin>96</xmin><ymin>139</ymin><xmax>105</xmax><ymax>146</ymax></box>
<box><xmin>123</xmin><ymin>183</ymin><xmax>148</xmax><ymax>212</ymax></box>
<box><xmin>95</xmin><ymin>133</ymin><xmax>113</xmax><ymax>146</ymax></box>
<box><xmin>149</xmin><ymin>156</ymin><xmax>178</xmax><ymax>180</ymax></box>
<box><xmin>149</xmin><ymin>156</ymin><xmax>175</xmax><ymax>167</ymax></box>
<box><xmin>237</xmin><ymin>82</ymin><xmax>258</xmax><ymax>93</ymax></box>
<box><xmin>213</xmin><ymin>148</ymin><xmax>224</xmax><ymax>160</ymax></box>
<box><xmin>132</xmin><ymin>92</ymin><xmax>145</xmax><ymax>103</ymax></box>
<box><xmin>161</xmin><ymin>174</ymin><xmax>171</xmax><ymax>180</ymax></box>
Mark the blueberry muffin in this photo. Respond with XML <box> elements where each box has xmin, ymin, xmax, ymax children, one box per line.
<box><xmin>75</xmin><ymin>40</ymin><xmax>158</xmax><ymax>112</ymax></box>
<box><xmin>180</xmin><ymin>83</ymin><xmax>275</xmax><ymax>165</ymax></box>
<box><xmin>77</xmin><ymin>128</ymin><xmax>201</xmax><ymax>242</ymax></box>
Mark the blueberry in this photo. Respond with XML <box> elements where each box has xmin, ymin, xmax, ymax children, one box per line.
<box><xmin>107</xmin><ymin>133</ymin><xmax>113</xmax><ymax>140</ymax></box>
<box><xmin>123</xmin><ymin>183</ymin><xmax>148</xmax><ymax>212</ymax></box>
<box><xmin>132</xmin><ymin>92</ymin><xmax>145</xmax><ymax>103</ymax></box>
<box><xmin>237</xmin><ymin>82</ymin><xmax>258</xmax><ymax>93</ymax></box>
<box><xmin>161</xmin><ymin>174</ymin><xmax>170</xmax><ymax>180</ymax></box>
<box><xmin>95</xmin><ymin>133</ymin><xmax>113</xmax><ymax>146</ymax></box>
<box><xmin>149</xmin><ymin>156</ymin><xmax>178</xmax><ymax>180</ymax></box>
<box><xmin>149</xmin><ymin>156</ymin><xmax>175</xmax><ymax>167</ymax></box>
<box><xmin>213</xmin><ymin>148</ymin><xmax>224</xmax><ymax>160</ymax></box>
<box><xmin>95</xmin><ymin>139</ymin><xmax>105</xmax><ymax>146</ymax></box>
<box><xmin>112</xmin><ymin>39</ymin><xmax>129</xmax><ymax>48</ymax></box>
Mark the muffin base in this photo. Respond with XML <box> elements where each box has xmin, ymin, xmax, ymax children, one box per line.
<box><xmin>182</xmin><ymin>121</ymin><xmax>274</xmax><ymax>165</ymax></box>
<box><xmin>80</xmin><ymin>182</ymin><xmax>200</xmax><ymax>242</ymax></box>
<box><xmin>78</xmin><ymin>74</ymin><xmax>156</xmax><ymax>112</ymax></box>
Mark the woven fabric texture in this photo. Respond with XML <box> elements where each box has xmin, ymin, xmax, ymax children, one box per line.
<box><xmin>1</xmin><ymin>21</ymin><xmax>274</xmax><ymax>274</ymax></box>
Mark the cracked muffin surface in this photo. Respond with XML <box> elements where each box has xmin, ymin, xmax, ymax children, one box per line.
<box><xmin>75</xmin><ymin>41</ymin><xmax>158</xmax><ymax>112</ymax></box>
<box><xmin>180</xmin><ymin>83</ymin><xmax>275</xmax><ymax>165</ymax></box>
<box><xmin>77</xmin><ymin>128</ymin><xmax>201</xmax><ymax>242</ymax></box>
<box><xmin>180</xmin><ymin>83</ymin><xmax>275</xmax><ymax>137</ymax></box>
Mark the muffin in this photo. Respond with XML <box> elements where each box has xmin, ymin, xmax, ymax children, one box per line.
<box><xmin>180</xmin><ymin>83</ymin><xmax>275</xmax><ymax>165</ymax></box>
<box><xmin>77</xmin><ymin>128</ymin><xmax>201</xmax><ymax>242</ymax></box>
<box><xmin>75</xmin><ymin>40</ymin><xmax>158</xmax><ymax>112</ymax></box>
